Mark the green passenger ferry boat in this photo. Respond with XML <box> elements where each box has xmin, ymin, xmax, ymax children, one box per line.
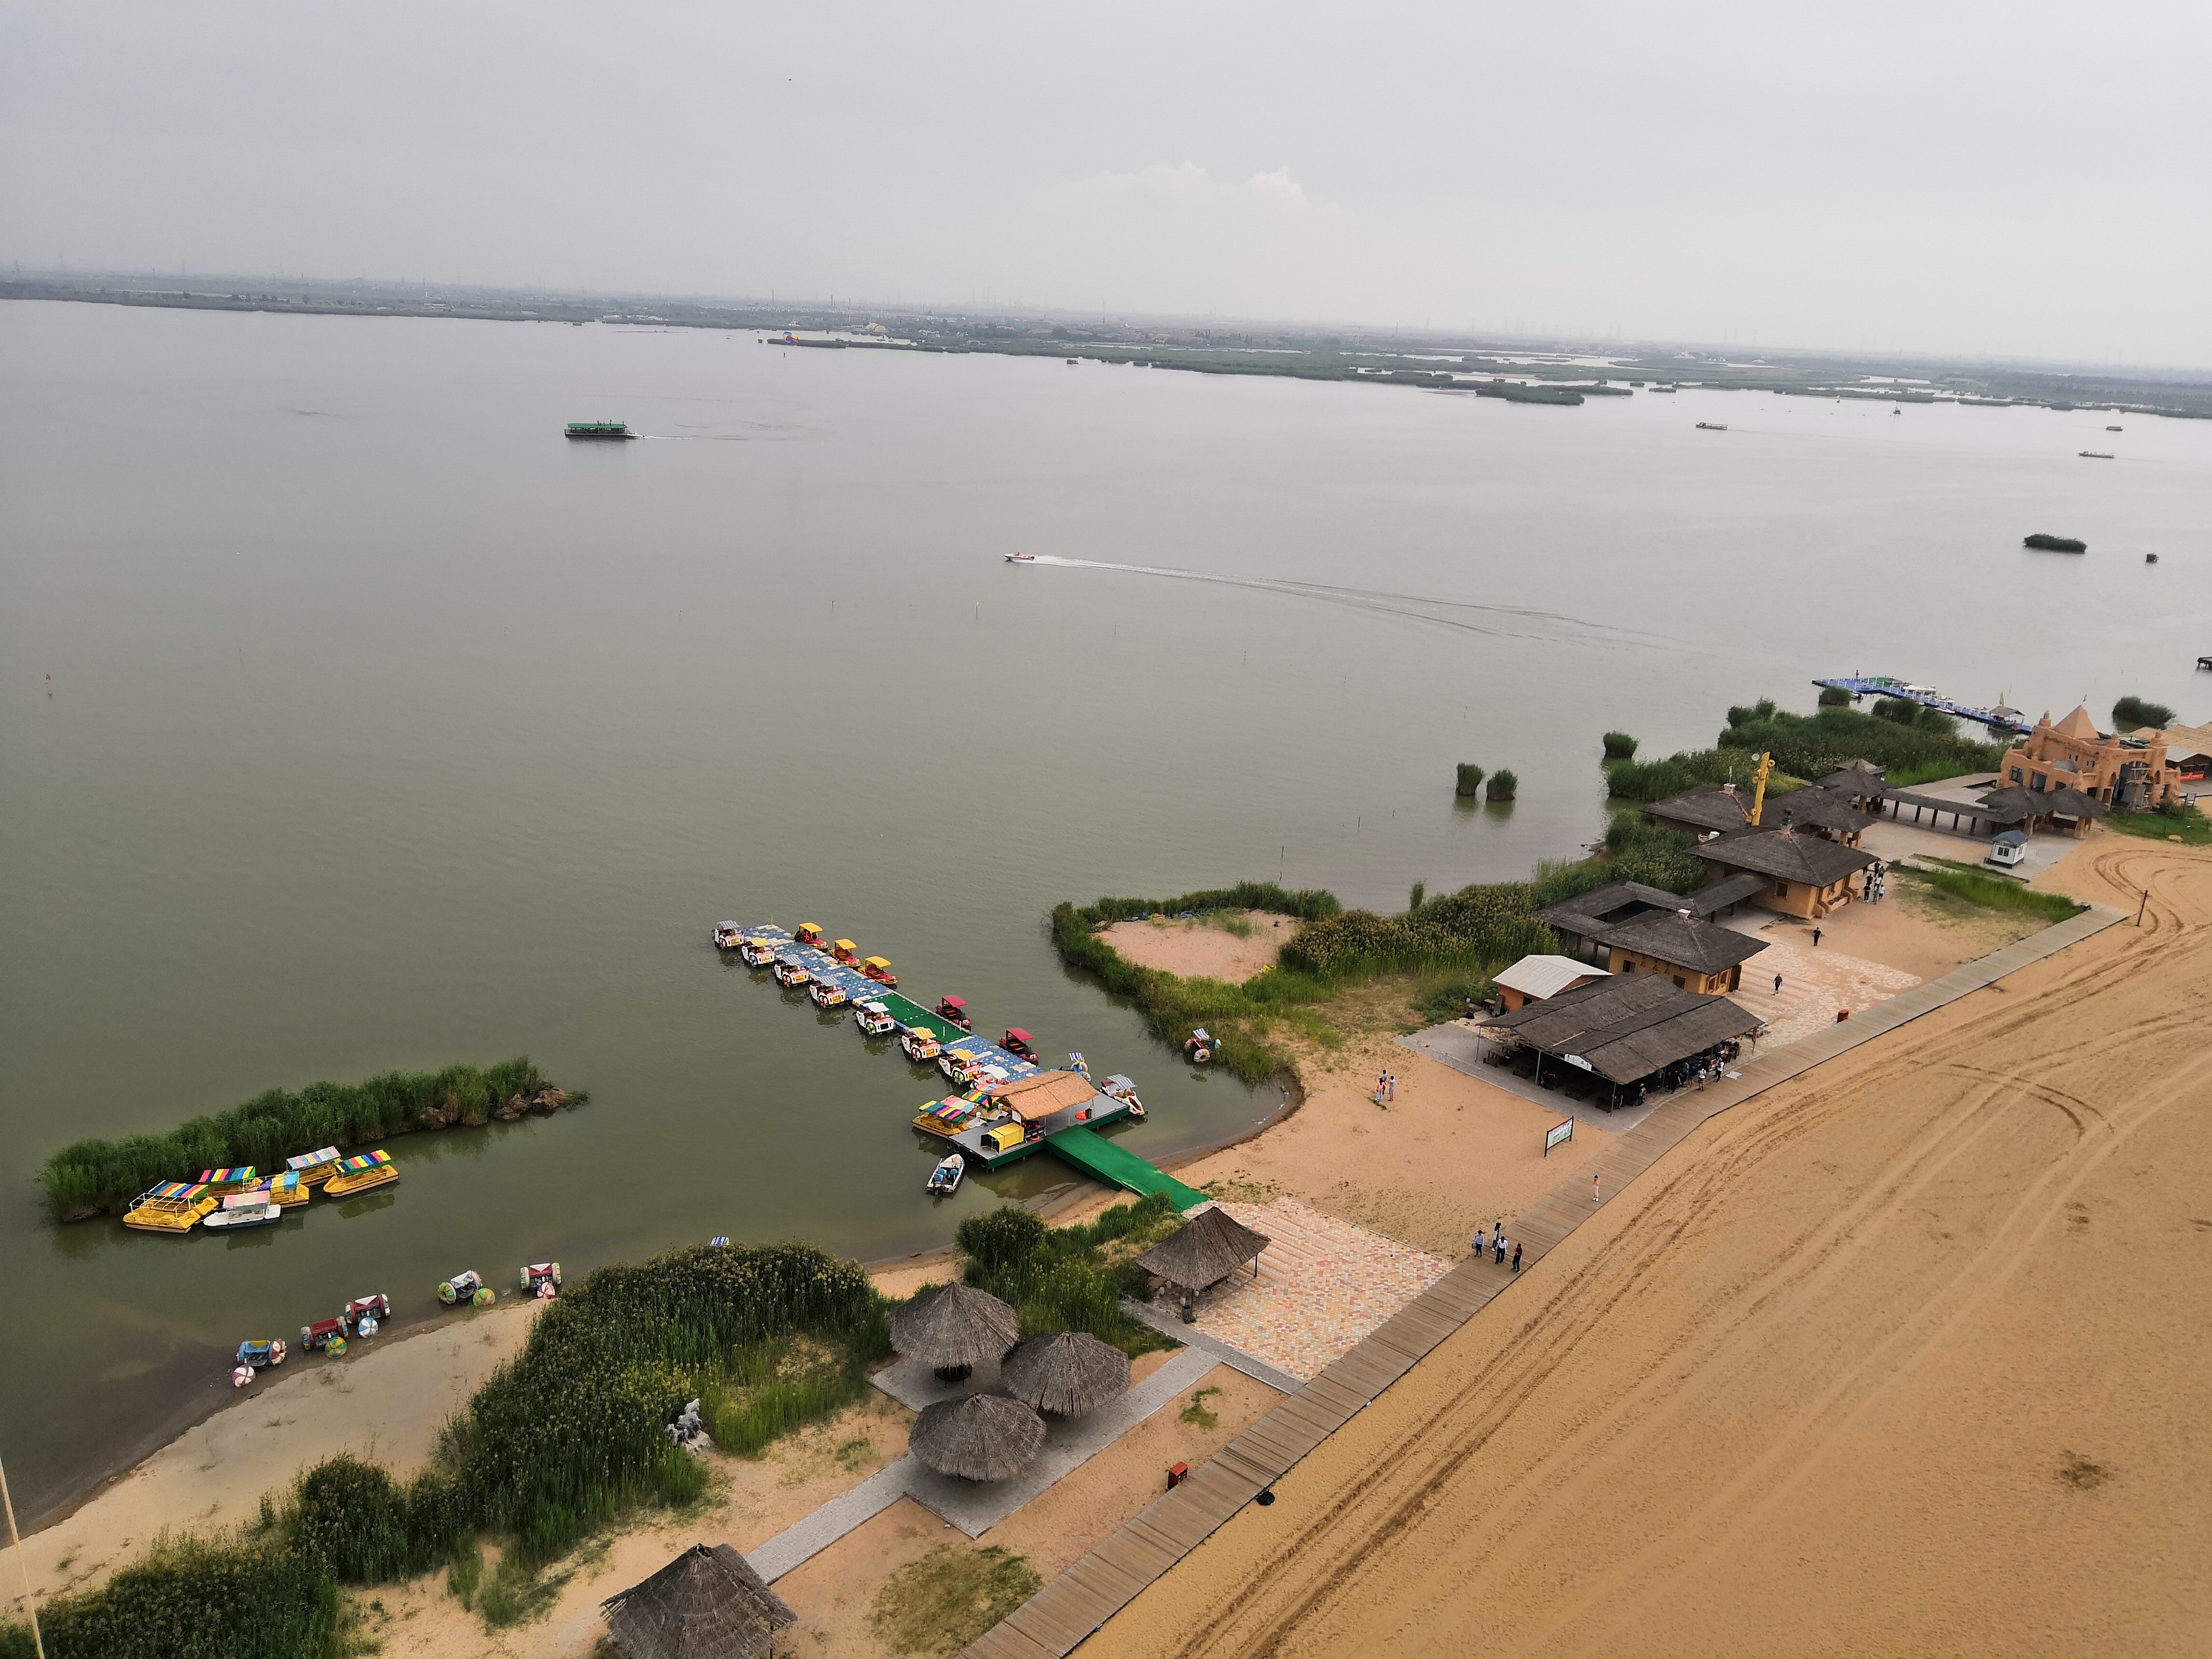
<box><xmin>565</xmin><ymin>421</ymin><xmax>637</xmax><ymax>440</ymax></box>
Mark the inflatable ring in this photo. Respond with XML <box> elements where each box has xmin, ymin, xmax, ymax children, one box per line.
<box><xmin>1191</xmin><ymin>1047</ymin><xmax>1211</xmax><ymax>1065</ymax></box>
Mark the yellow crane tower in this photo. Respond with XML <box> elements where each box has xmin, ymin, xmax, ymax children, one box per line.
<box><xmin>1748</xmin><ymin>751</ymin><xmax>1775</xmax><ymax>826</ymax></box>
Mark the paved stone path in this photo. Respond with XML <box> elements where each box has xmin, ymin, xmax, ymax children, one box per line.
<box><xmin>748</xmin><ymin>1346</ymin><xmax>1220</xmax><ymax>1582</ymax></box>
<box><xmin>1119</xmin><ymin>1299</ymin><xmax>1303</xmax><ymax>1395</ymax></box>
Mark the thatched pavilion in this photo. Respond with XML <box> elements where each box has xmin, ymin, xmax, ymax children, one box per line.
<box><xmin>1135</xmin><ymin>1205</ymin><xmax>1271</xmax><ymax>1309</ymax></box>
<box><xmin>890</xmin><ymin>1282</ymin><xmax>1020</xmax><ymax>1381</ymax></box>
<box><xmin>1001</xmin><ymin>1331</ymin><xmax>1130</xmax><ymax>1418</ymax></box>
<box><xmin>909</xmin><ymin>1391</ymin><xmax>1048</xmax><ymax>1482</ymax></box>
<box><xmin>601</xmin><ymin>1542</ymin><xmax>794</xmax><ymax>1659</ymax></box>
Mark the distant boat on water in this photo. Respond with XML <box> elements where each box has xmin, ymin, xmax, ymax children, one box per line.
<box><xmin>566</xmin><ymin>421</ymin><xmax>636</xmax><ymax>440</ymax></box>
<box><xmin>2079</xmin><ymin>450</ymin><xmax>2114</xmax><ymax>460</ymax></box>
<box><xmin>1695</xmin><ymin>422</ymin><xmax>1727</xmax><ymax>431</ymax></box>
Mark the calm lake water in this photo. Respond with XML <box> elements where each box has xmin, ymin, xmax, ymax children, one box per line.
<box><xmin>3</xmin><ymin>300</ymin><xmax>2207</xmax><ymax>1521</ymax></box>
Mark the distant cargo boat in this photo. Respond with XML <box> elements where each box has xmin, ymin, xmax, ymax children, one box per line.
<box><xmin>2023</xmin><ymin>534</ymin><xmax>2087</xmax><ymax>553</ymax></box>
<box><xmin>565</xmin><ymin>421</ymin><xmax>637</xmax><ymax>440</ymax></box>
<box><xmin>2079</xmin><ymin>450</ymin><xmax>2114</xmax><ymax>460</ymax></box>
<box><xmin>1695</xmin><ymin>422</ymin><xmax>1727</xmax><ymax>431</ymax></box>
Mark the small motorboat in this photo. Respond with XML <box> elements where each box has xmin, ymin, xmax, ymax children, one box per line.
<box><xmin>1184</xmin><ymin>1028</ymin><xmax>1215</xmax><ymax>1064</ymax></box>
<box><xmin>926</xmin><ymin>1154</ymin><xmax>965</xmax><ymax>1197</ymax></box>
<box><xmin>861</xmin><ymin>955</ymin><xmax>898</xmax><ymax>988</ymax></box>
<box><xmin>901</xmin><ymin>1027</ymin><xmax>942</xmax><ymax>1063</ymax></box>
<box><xmin>1002</xmin><ymin>1028</ymin><xmax>1038</xmax><ymax>1062</ymax></box>
<box><xmin>438</xmin><ymin>1268</ymin><xmax>488</xmax><ymax>1306</ymax></box>
<box><xmin>713</xmin><ymin>921</ymin><xmax>745</xmax><ymax>950</ymax></box>
<box><xmin>936</xmin><ymin>994</ymin><xmax>973</xmax><ymax>1031</ymax></box>
<box><xmin>204</xmin><ymin>1192</ymin><xmax>284</xmax><ymax>1231</ymax></box>
<box><xmin>518</xmin><ymin>1262</ymin><xmax>563</xmax><ymax>1299</ymax></box>
<box><xmin>1695</xmin><ymin>422</ymin><xmax>1727</xmax><ymax>432</ymax></box>
<box><xmin>323</xmin><ymin>1150</ymin><xmax>397</xmax><ymax>1198</ymax></box>
<box><xmin>341</xmin><ymin>1294</ymin><xmax>392</xmax><ymax>1336</ymax></box>
<box><xmin>809</xmin><ymin>979</ymin><xmax>849</xmax><ymax>1009</ymax></box>
<box><xmin>1006</xmin><ymin>553</ymin><xmax>1035</xmax><ymax>563</ymax></box>
<box><xmin>737</xmin><ymin>936</ymin><xmax>776</xmax><ymax>967</ymax></box>
<box><xmin>2080</xmin><ymin>450</ymin><xmax>2115</xmax><ymax>459</ymax></box>
<box><xmin>1100</xmin><ymin>1074</ymin><xmax>1146</xmax><ymax>1119</ymax></box>
<box><xmin>771</xmin><ymin>955</ymin><xmax>812</xmax><ymax>988</ymax></box>
<box><xmin>854</xmin><ymin>998</ymin><xmax>898</xmax><ymax>1036</ymax></box>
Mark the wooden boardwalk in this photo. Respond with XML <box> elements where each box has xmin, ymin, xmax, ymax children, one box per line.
<box><xmin>964</xmin><ymin>902</ymin><xmax>2125</xmax><ymax>1658</ymax></box>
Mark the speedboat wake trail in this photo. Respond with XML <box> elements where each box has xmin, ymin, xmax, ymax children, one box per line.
<box><xmin>1010</xmin><ymin>555</ymin><xmax>1669</xmax><ymax>650</ymax></box>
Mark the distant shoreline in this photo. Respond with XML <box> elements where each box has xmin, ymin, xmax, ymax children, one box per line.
<box><xmin>7</xmin><ymin>276</ymin><xmax>2207</xmax><ymax>422</ymax></box>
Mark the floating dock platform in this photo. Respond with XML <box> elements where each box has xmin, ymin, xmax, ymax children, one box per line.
<box><xmin>734</xmin><ymin>924</ymin><xmax>1204</xmax><ymax>1210</ymax></box>
<box><xmin>1810</xmin><ymin>675</ymin><xmax>2023</xmax><ymax>733</ymax></box>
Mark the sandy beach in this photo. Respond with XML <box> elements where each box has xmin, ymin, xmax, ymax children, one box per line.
<box><xmin>22</xmin><ymin>841</ymin><xmax>2182</xmax><ymax>1659</ymax></box>
<box><xmin>1071</xmin><ymin>837</ymin><xmax>2212</xmax><ymax>1657</ymax></box>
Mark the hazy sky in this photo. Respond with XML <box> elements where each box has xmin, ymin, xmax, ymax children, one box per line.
<box><xmin>4</xmin><ymin>1</ymin><xmax>2207</xmax><ymax>363</ymax></box>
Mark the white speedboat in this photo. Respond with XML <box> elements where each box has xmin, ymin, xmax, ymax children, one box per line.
<box><xmin>926</xmin><ymin>1154</ymin><xmax>964</xmax><ymax>1196</ymax></box>
<box><xmin>1006</xmin><ymin>553</ymin><xmax>1035</xmax><ymax>563</ymax></box>
<box><xmin>1100</xmin><ymin>1073</ymin><xmax>1146</xmax><ymax>1119</ymax></box>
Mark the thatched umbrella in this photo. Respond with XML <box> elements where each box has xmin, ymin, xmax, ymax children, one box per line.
<box><xmin>890</xmin><ymin>1282</ymin><xmax>1020</xmax><ymax>1381</ymax></box>
<box><xmin>601</xmin><ymin>1542</ymin><xmax>794</xmax><ymax>1659</ymax></box>
<box><xmin>909</xmin><ymin>1392</ymin><xmax>1047</xmax><ymax>1482</ymax></box>
<box><xmin>1135</xmin><ymin>1205</ymin><xmax>1271</xmax><ymax>1308</ymax></box>
<box><xmin>1001</xmin><ymin>1331</ymin><xmax>1130</xmax><ymax>1418</ymax></box>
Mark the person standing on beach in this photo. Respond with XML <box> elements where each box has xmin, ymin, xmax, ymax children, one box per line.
<box><xmin>1812</xmin><ymin>926</ymin><xmax>1823</xmax><ymax>948</ymax></box>
<box><xmin>1511</xmin><ymin>1242</ymin><xmax>1523</xmax><ymax>1273</ymax></box>
<box><xmin>1774</xmin><ymin>972</ymin><xmax>1784</xmax><ymax>996</ymax></box>
<box><xmin>1593</xmin><ymin>1172</ymin><xmax>1602</xmax><ymax>1204</ymax></box>
<box><xmin>1386</xmin><ymin>1072</ymin><xmax>1396</xmax><ymax>1102</ymax></box>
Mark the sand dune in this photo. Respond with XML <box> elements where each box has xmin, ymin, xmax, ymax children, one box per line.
<box><xmin>1075</xmin><ymin>840</ymin><xmax>2212</xmax><ymax>1657</ymax></box>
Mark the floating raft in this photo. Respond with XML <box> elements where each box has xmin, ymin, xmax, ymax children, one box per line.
<box><xmin>1810</xmin><ymin>675</ymin><xmax>2023</xmax><ymax>732</ymax></box>
<box><xmin>737</xmin><ymin>923</ymin><xmax>1202</xmax><ymax>1209</ymax></box>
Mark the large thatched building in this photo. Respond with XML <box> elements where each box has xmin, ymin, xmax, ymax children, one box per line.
<box><xmin>909</xmin><ymin>1391</ymin><xmax>1048</xmax><ymax>1482</ymax></box>
<box><xmin>1135</xmin><ymin>1205</ymin><xmax>1271</xmax><ymax>1308</ymax></box>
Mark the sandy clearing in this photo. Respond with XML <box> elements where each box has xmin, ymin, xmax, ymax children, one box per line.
<box><xmin>12</xmin><ymin>1301</ymin><xmax>538</xmax><ymax>1609</ymax></box>
<box><xmin>1074</xmin><ymin>839</ymin><xmax>2212</xmax><ymax>1658</ymax></box>
<box><xmin>1100</xmin><ymin>912</ymin><xmax>1297</xmax><ymax>982</ymax></box>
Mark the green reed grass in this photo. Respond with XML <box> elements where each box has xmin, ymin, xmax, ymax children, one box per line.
<box><xmin>1892</xmin><ymin>865</ymin><xmax>2083</xmax><ymax>923</ymax></box>
<box><xmin>10</xmin><ymin>1534</ymin><xmax>338</xmax><ymax>1659</ymax></box>
<box><xmin>41</xmin><ymin>1057</ymin><xmax>579</xmax><ymax>1219</ymax></box>
<box><xmin>956</xmin><ymin>1195</ymin><xmax>1181</xmax><ymax>1354</ymax></box>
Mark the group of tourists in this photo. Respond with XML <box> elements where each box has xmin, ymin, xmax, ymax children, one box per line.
<box><xmin>1472</xmin><ymin>1221</ymin><xmax>1522</xmax><ymax>1274</ymax></box>
<box><xmin>1371</xmin><ymin>1071</ymin><xmax>1396</xmax><ymax>1106</ymax></box>
<box><xmin>1863</xmin><ymin>859</ymin><xmax>1890</xmax><ymax>903</ymax></box>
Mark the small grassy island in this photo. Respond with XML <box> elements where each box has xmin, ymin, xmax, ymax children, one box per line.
<box><xmin>2023</xmin><ymin>533</ymin><xmax>2087</xmax><ymax>552</ymax></box>
<box><xmin>41</xmin><ymin>1058</ymin><xmax>583</xmax><ymax>1220</ymax></box>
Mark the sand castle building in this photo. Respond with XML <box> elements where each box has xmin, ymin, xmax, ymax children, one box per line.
<box><xmin>1999</xmin><ymin>706</ymin><xmax>2178</xmax><ymax>813</ymax></box>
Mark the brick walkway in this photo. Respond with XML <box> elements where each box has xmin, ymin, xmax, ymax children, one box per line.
<box><xmin>1727</xmin><ymin>939</ymin><xmax>1921</xmax><ymax>1049</ymax></box>
<box><xmin>1186</xmin><ymin>1199</ymin><xmax>1453</xmax><ymax>1382</ymax></box>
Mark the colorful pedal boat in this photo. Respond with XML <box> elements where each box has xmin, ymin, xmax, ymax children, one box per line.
<box><xmin>264</xmin><ymin>1172</ymin><xmax>310</xmax><ymax>1207</ymax></box>
<box><xmin>862</xmin><ymin>956</ymin><xmax>897</xmax><ymax>987</ymax></box>
<box><xmin>795</xmin><ymin>923</ymin><xmax>826</xmax><ymax>948</ymax></box>
<box><xmin>935</xmin><ymin>994</ymin><xmax>972</xmax><ymax>1030</ymax></box>
<box><xmin>300</xmin><ymin>1317</ymin><xmax>347</xmax><ymax>1354</ymax></box>
<box><xmin>912</xmin><ymin>1096</ymin><xmax>983</xmax><ymax>1138</ymax></box>
<box><xmin>519</xmin><ymin>1262</ymin><xmax>563</xmax><ymax>1297</ymax></box>
<box><xmin>124</xmin><ymin>1182</ymin><xmax>219</xmax><ymax>1232</ymax></box>
<box><xmin>713</xmin><ymin>921</ymin><xmax>745</xmax><ymax>949</ymax></box>
<box><xmin>197</xmin><ymin>1166</ymin><xmax>259</xmax><ymax>1190</ymax></box>
<box><xmin>737</xmin><ymin>937</ymin><xmax>777</xmax><ymax>967</ymax></box>
<box><xmin>1002</xmin><ymin>1028</ymin><xmax>1038</xmax><ymax>1061</ymax></box>
<box><xmin>830</xmin><ymin>938</ymin><xmax>859</xmax><ymax>963</ymax></box>
<box><xmin>771</xmin><ymin>955</ymin><xmax>812</xmax><ymax>987</ymax></box>
<box><xmin>1100</xmin><ymin>1074</ymin><xmax>1146</xmax><ymax>1118</ymax></box>
<box><xmin>323</xmin><ymin>1150</ymin><xmax>397</xmax><ymax>1198</ymax></box>
<box><xmin>899</xmin><ymin>1027</ymin><xmax>941</xmax><ymax>1062</ymax></box>
<box><xmin>809</xmin><ymin>979</ymin><xmax>849</xmax><ymax>1009</ymax></box>
<box><xmin>342</xmin><ymin>1294</ymin><xmax>392</xmax><ymax>1334</ymax></box>
<box><xmin>439</xmin><ymin>1269</ymin><xmax>495</xmax><ymax>1307</ymax></box>
<box><xmin>286</xmin><ymin>1147</ymin><xmax>343</xmax><ymax>1186</ymax></box>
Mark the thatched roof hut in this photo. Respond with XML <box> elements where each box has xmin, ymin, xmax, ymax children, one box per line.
<box><xmin>1001</xmin><ymin>1331</ymin><xmax>1130</xmax><ymax>1418</ymax></box>
<box><xmin>909</xmin><ymin>1392</ymin><xmax>1047</xmax><ymax>1482</ymax></box>
<box><xmin>601</xmin><ymin>1542</ymin><xmax>794</xmax><ymax>1659</ymax></box>
<box><xmin>1135</xmin><ymin>1205</ymin><xmax>1271</xmax><ymax>1297</ymax></box>
<box><xmin>890</xmin><ymin>1283</ymin><xmax>1020</xmax><ymax>1376</ymax></box>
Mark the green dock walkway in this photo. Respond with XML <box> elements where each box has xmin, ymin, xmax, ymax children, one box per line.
<box><xmin>1044</xmin><ymin>1126</ymin><xmax>1207</xmax><ymax>1212</ymax></box>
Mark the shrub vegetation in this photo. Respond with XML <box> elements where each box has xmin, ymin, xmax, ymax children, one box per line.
<box><xmin>954</xmin><ymin>1195</ymin><xmax>1182</xmax><ymax>1353</ymax></box>
<box><xmin>1454</xmin><ymin>762</ymin><xmax>1485</xmax><ymax>796</ymax></box>
<box><xmin>1487</xmin><ymin>769</ymin><xmax>1518</xmax><ymax>801</ymax></box>
<box><xmin>1600</xmin><ymin>731</ymin><xmax>1638</xmax><ymax>760</ymax></box>
<box><xmin>2111</xmin><ymin>695</ymin><xmax>2174</xmax><ymax>730</ymax></box>
<box><xmin>1892</xmin><ymin>864</ymin><xmax>2082</xmax><ymax>923</ymax></box>
<box><xmin>41</xmin><ymin>1058</ymin><xmax>579</xmax><ymax>1220</ymax></box>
